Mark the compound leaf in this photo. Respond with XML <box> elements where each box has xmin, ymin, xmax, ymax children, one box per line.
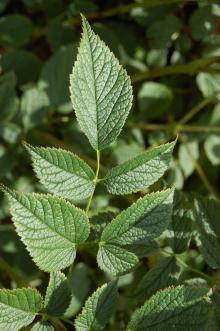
<box><xmin>127</xmin><ymin>286</ymin><xmax>211</xmax><ymax>331</ymax></box>
<box><xmin>104</xmin><ymin>141</ymin><xmax>175</xmax><ymax>195</ymax></box>
<box><xmin>194</xmin><ymin>196</ymin><xmax>220</xmax><ymax>268</ymax></box>
<box><xmin>31</xmin><ymin>321</ymin><xmax>54</xmax><ymax>331</ymax></box>
<box><xmin>97</xmin><ymin>244</ymin><xmax>138</xmax><ymax>276</ymax></box>
<box><xmin>134</xmin><ymin>256</ymin><xmax>181</xmax><ymax>300</ymax></box>
<box><xmin>24</xmin><ymin>143</ymin><xmax>95</xmax><ymax>201</ymax></box>
<box><xmin>1</xmin><ymin>186</ymin><xmax>90</xmax><ymax>272</ymax></box>
<box><xmin>45</xmin><ymin>271</ymin><xmax>71</xmax><ymax>316</ymax></box>
<box><xmin>70</xmin><ymin>15</ymin><xmax>133</xmax><ymax>151</ymax></box>
<box><xmin>0</xmin><ymin>288</ymin><xmax>42</xmax><ymax>331</ymax></box>
<box><xmin>75</xmin><ymin>282</ymin><xmax>118</xmax><ymax>331</ymax></box>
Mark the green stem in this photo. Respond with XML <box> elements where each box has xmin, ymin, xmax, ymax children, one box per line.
<box><xmin>65</xmin><ymin>0</ymin><xmax>188</xmax><ymax>27</ymax></box>
<box><xmin>85</xmin><ymin>150</ymin><xmax>100</xmax><ymax>213</ymax></box>
<box><xmin>0</xmin><ymin>256</ymin><xmax>29</xmax><ymax>287</ymax></box>
<box><xmin>131</xmin><ymin>56</ymin><xmax>220</xmax><ymax>83</ymax></box>
<box><xmin>175</xmin><ymin>256</ymin><xmax>212</xmax><ymax>282</ymax></box>
<box><xmin>177</xmin><ymin>98</ymin><xmax>212</xmax><ymax>125</ymax></box>
<box><xmin>126</xmin><ymin>122</ymin><xmax>220</xmax><ymax>134</ymax></box>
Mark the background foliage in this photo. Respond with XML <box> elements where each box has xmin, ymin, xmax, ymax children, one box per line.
<box><xmin>0</xmin><ymin>0</ymin><xmax>220</xmax><ymax>330</ymax></box>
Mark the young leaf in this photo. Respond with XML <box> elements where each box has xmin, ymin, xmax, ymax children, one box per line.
<box><xmin>0</xmin><ymin>288</ymin><xmax>42</xmax><ymax>331</ymax></box>
<box><xmin>168</xmin><ymin>191</ymin><xmax>192</xmax><ymax>253</ymax></box>
<box><xmin>194</xmin><ymin>196</ymin><xmax>220</xmax><ymax>268</ymax></box>
<box><xmin>97</xmin><ymin>189</ymin><xmax>173</xmax><ymax>275</ymax></box>
<box><xmin>31</xmin><ymin>321</ymin><xmax>54</xmax><ymax>331</ymax></box>
<box><xmin>75</xmin><ymin>281</ymin><xmax>118</xmax><ymax>331</ymax></box>
<box><xmin>45</xmin><ymin>271</ymin><xmax>71</xmax><ymax>316</ymax></box>
<box><xmin>97</xmin><ymin>244</ymin><xmax>138</xmax><ymax>276</ymax></box>
<box><xmin>70</xmin><ymin>15</ymin><xmax>133</xmax><ymax>151</ymax></box>
<box><xmin>127</xmin><ymin>286</ymin><xmax>211</xmax><ymax>331</ymax></box>
<box><xmin>104</xmin><ymin>141</ymin><xmax>175</xmax><ymax>195</ymax></box>
<box><xmin>134</xmin><ymin>256</ymin><xmax>181</xmax><ymax>300</ymax></box>
<box><xmin>1</xmin><ymin>186</ymin><xmax>90</xmax><ymax>272</ymax></box>
<box><xmin>24</xmin><ymin>143</ymin><xmax>95</xmax><ymax>201</ymax></box>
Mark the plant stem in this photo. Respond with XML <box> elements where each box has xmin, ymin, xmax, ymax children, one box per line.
<box><xmin>126</xmin><ymin>122</ymin><xmax>220</xmax><ymax>134</ymax></box>
<box><xmin>162</xmin><ymin>249</ymin><xmax>212</xmax><ymax>282</ymax></box>
<box><xmin>0</xmin><ymin>256</ymin><xmax>29</xmax><ymax>287</ymax></box>
<box><xmin>177</xmin><ymin>98</ymin><xmax>212</xmax><ymax>125</ymax></box>
<box><xmin>175</xmin><ymin>256</ymin><xmax>212</xmax><ymax>282</ymax></box>
<box><xmin>131</xmin><ymin>56</ymin><xmax>220</xmax><ymax>83</ymax></box>
<box><xmin>65</xmin><ymin>0</ymin><xmax>187</xmax><ymax>26</ymax></box>
<box><xmin>85</xmin><ymin>150</ymin><xmax>100</xmax><ymax>213</ymax></box>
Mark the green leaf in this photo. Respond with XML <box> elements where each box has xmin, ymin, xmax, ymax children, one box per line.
<box><xmin>1</xmin><ymin>186</ymin><xmax>90</xmax><ymax>272</ymax></box>
<box><xmin>70</xmin><ymin>15</ymin><xmax>133</xmax><ymax>151</ymax></box>
<box><xmin>2</xmin><ymin>50</ymin><xmax>42</xmax><ymax>86</ymax></box>
<box><xmin>0</xmin><ymin>123</ymin><xmax>22</xmax><ymax>144</ymax></box>
<box><xmin>40</xmin><ymin>45</ymin><xmax>76</xmax><ymax>108</ymax></box>
<box><xmin>75</xmin><ymin>282</ymin><xmax>118</xmax><ymax>331</ymax></box>
<box><xmin>100</xmin><ymin>189</ymin><xmax>173</xmax><ymax>247</ymax></box>
<box><xmin>20</xmin><ymin>85</ymin><xmax>49</xmax><ymax>130</ymax></box>
<box><xmin>0</xmin><ymin>71</ymin><xmax>18</xmax><ymax>121</ymax></box>
<box><xmin>134</xmin><ymin>257</ymin><xmax>181</xmax><ymax>300</ymax></box>
<box><xmin>178</xmin><ymin>140</ymin><xmax>199</xmax><ymax>178</ymax></box>
<box><xmin>168</xmin><ymin>191</ymin><xmax>192</xmax><ymax>253</ymax></box>
<box><xmin>97</xmin><ymin>189</ymin><xmax>173</xmax><ymax>275</ymax></box>
<box><xmin>189</xmin><ymin>6</ymin><xmax>215</xmax><ymax>41</ymax></box>
<box><xmin>0</xmin><ymin>288</ymin><xmax>42</xmax><ymax>331</ymax></box>
<box><xmin>31</xmin><ymin>321</ymin><xmax>54</xmax><ymax>331</ymax></box>
<box><xmin>147</xmin><ymin>15</ymin><xmax>182</xmax><ymax>49</ymax></box>
<box><xmin>204</xmin><ymin>134</ymin><xmax>220</xmax><ymax>166</ymax></box>
<box><xmin>0</xmin><ymin>14</ymin><xmax>33</xmax><ymax>47</ymax></box>
<box><xmin>97</xmin><ymin>244</ymin><xmax>138</xmax><ymax>276</ymax></box>
<box><xmin>45</xmin><ymin>271</ymin><xmax>71</xmax><ymax>316</ymax></box>
<box><xmin>138</xmin><ymin>82</ymin><xmax>173</xmax><ymax>119</ymax></box>
<box><xmin>47</xmin><ymin>18</ymin><xmax>76</xmax><ymax>52</ymax></box>
<box><xmin>65</xmin><ymin>263</ymin><xmax>91</xmax><ymax>318</ymax></box>
<box><xmin>24</xmin><ymin>143</ymin><xmax>95</xmax><ymax>201</ymax></box>
<box><xmin>206</xmin><ymin>291</ymin><xmax>220</xmax><ymax>331</ymax></box>
<box><xmin>127</xmin><ymin>286</ymin><xmax>211</xmax><ymax>331</ymax></box>
<box><xmin>196</xmin><ymin>72</ymin><xmax>220</xmax><ymax>100</ymax></box>
<box><xmin>104</xmin><ymin>141</ymin><xmax>175</xmax><ymax>195</ymax></box>
<box><xmin>194</xmin><ymin>196</ymin><xmax>220</xmax><ymax>268</ymax></box>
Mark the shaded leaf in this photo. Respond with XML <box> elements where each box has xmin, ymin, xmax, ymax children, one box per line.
<box><xmin>45</xmin><ymin>271</ymin><xmax>71</xmax><ymax>316</ymax></box>
<box><xmin>168</xmin><ymin>191</ymin><xmax>192</xmax><ymax>253</ymax></box>
<box><xmin>0</xmin><ymin>14</ymin><xmax>32</xmax><ymax>47</ymax></box>
<box><xmin>127</xmin><ymin>286</ymin><xmax>211</xmax><ymax>331</ymax></box>
<box><xmin>138</xmin><ymin>82</ymin><xmax>173</xmax><ymax>119</ymax></box>
<box><xmin>135</xmin><ymin>257</ymin><xmax>181</xmax><ymax>300</ymax></box>
<box><xmin>194</xmin><ymin>196</ymin><xmax>220</xmax><ymax>268</ymax></box>
<box><xmin>75</xmin><ymin>282</ymin><xmax>118</xmax><ymax>331</ymax></box>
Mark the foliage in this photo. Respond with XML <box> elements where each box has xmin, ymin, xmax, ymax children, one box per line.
<box><xmin>0</xmin><ymin>1</ymin><xmax>220</xmax><ymax>330</ymax></box>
